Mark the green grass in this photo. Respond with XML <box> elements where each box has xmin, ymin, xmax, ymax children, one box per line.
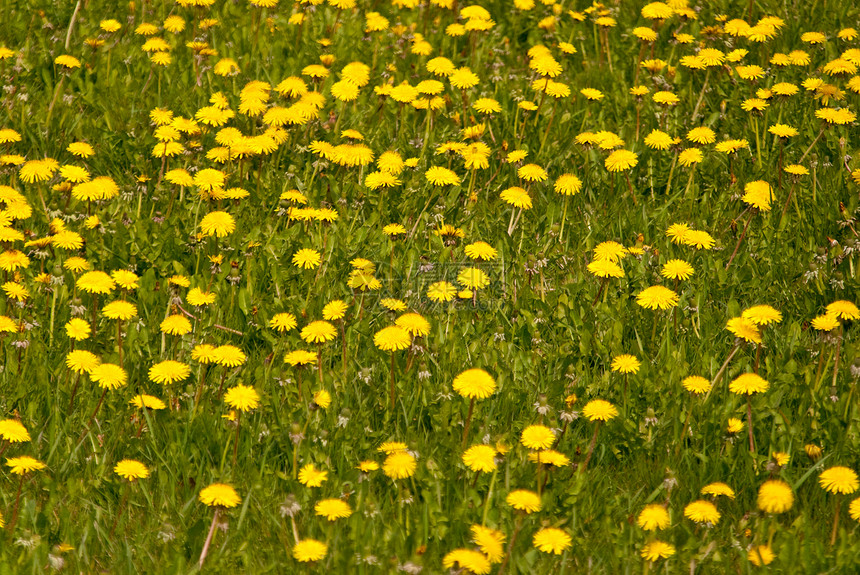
<box><xmin>0</xmin><ymin>0</ymin><xmax>859</xmax><ymax>572</ymax></box>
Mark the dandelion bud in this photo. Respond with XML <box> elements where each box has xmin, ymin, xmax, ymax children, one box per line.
<box><xmin>805</xmin><ymin>444</ymin><xmax>823</xmax><ymax>460</ymax></box>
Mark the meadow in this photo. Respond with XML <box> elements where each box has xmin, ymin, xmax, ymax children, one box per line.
<box><xmin>1</xmin><ymin>0</ymin><xmax>860</xmax><ymax>572</ymax></box>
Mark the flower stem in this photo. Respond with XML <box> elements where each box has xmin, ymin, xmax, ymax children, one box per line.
<box><xmin>532</xmin><ymin>78</ymin><xmax>549</xmax><ymax>127</ymax></box>
<box><xmin>676</xmin><ymin>401</ymin><xmax>696</xmax><ymax>455</ymax></box>
<box><xmin>683</xmin><ymin>167</ymin><xmax>696</xmax><ymax>204</ymax></box>
<box><xmin>7</xmin><ymin>475</ymin><xmax>24</xmax><ymax>532</ymax></box>
<box><xmin>69</xmin><ymin>372</ymin><xmax>82</xmax><ymax>411</ymax></box>
<box><xmin>831</xmin><ymin>324</ymin><xmax>843</xmax><ymax>399</ymax></box>
<box><xmin>753</xmin><ymin>115</ymin><xmax>762</xmax><ymax>167</ymax></box>
<box><xmin>318</xmin><ymin>343</ymin><xmax>324</xmax><ymax>384</ymax></box>
<box><xmin>747</xmin><ymin>395</ymin><xmax>755</xmax><ymax>453</ymax></box>
<box><xmin>232</xmin><ymin>411</ymin><xmax>241</xmax><ymax>467</ymax></box>
<box><xmin>481</xmin><ymin>467</ymin><xmax>498</xmax><ymax>526</ymax></box>
<box><xmin>390</xmin><ymin>352</ymin><xmax>396</xmax><ymax>411</ymax></box>
<box><xmin>89</xmin><ymin>388</ymin><xmax>108</xmax><ymax>427</ymax></box>
<box><xmin>814</xmin><ymin>347</ymin><xmax>834</xmax><ymax>395</ymax></box>
<box><xmin>602</xmin><ymin>28</ymin><xmax>613</xmax><ymax>72</ymax></box>
<box><xmin>650</xmin><ymin>311</ymin><xmax>659</xmax><ymax>347</ymax></box>
<box><xmin>538</xmin><ymin>100</ymin><xmax>558</xmax><ymax>156</ymax></box>
<box><xmin>117</xmin><ymin>320</ymin><xmax>123</xmax><ymax>368</ymax></box>
<box><xmin>135</xmin><ymin>409</ymin><xmax>148</xmax><ymax>438</ymax></box>
<box><xmin>193</xmin><ymin>365</ymin><xmax>209</xmax><ymax>410</ymax></box>
<box><xmin>780</xmin><ymin>182</ymin><xmax>796</xmax><ymax>221</ymax></box>
<box><xmin>799</xmin><ymin>126</ymin><xmax>825</xmax><ymax>163</ymax></box>
<box><xmin>110</xmin><ymin>485</ymin><xmax>130</xmax><ymax>537</ymax></box>
<box><xmin>466</xmin><ymin>168</ymin><xmax>477</xmax><ymax>200</ymax></box>
<box><xmin>46</xmin><ymin>76</ymin><xmax>66</xmax><ymax>129</ymax></box>
<box><xmin>462</xmin><ymin>397</ymin><xmax>475</xmax><ymax>447</ymax></box>
<box><xmin>340</xmin><ymin>319</ymin><xmax>347</xmax><ymax>381</ymax></box>
<box><xmin>216</xmin><ymin>368</ymin><xmax>228</xmax><ymax>400</ymax></box>
<box><xmin>830</xmin><ymin>495</ymin><xmax>841</xmax><ymax>547</ymax></box>
<box><xmin>580</xmin><ymin>421</ymin><xmax>602</xmax><ymax>473</ymax></box>
<box><xmin>497</xmin><ymin>515</ymin><xmax>522</xmax><ymax>575</ymax></box>
<box><xmin>90</xmin><ymin>295</ymin><xmax>99</xmax><ymax>334</ymax></box>
<box><xmin>625</xmin><ymin>172</ymin><xmax>637</xmax><ymax>205</ymax></box>
<box><xmin>558</xmin><ymin>195</ymin><xmax>569</xmax><ymax>244</ymax></box>
<box><xmin>592</xmin><ymin>277</ymin><xmax>608</xmax><ymax>306</ymax></box>
<box><xmin>778</xmin><ymin>144</ymin><xmax>784</xmax><ymax>189</ymax></box>
<box><xmin>664</xmin><ymin>151</ymin><xmax>678</xmax><ymax>195</ymax></box>
<box><xmin>198</xmin><ymin>508</ymin><xmax>220</xmax><ymax>569</ymax></box>
<box><xmin>634</xmin><ymin>43</ymin><xmax>645</xmax><ymax>84</ymax></box>
<box><xmin>690</xmin><ymin>69</ymin><xmax>710</xmax><ymax>122</ymax></box>
<box><xmin>725</xmin><ymin>210</ymin><xmax>754</xmax><ymax>270</ymax></box>
<box><xmin>292</xmin><ymin>438</ymin><xmax>301</xmax><ymax>480</ymax></box>
<box><xmin>634</xmin><ymin>102</ymin><xmax>640</xmax><ymax>141</ymax></box>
